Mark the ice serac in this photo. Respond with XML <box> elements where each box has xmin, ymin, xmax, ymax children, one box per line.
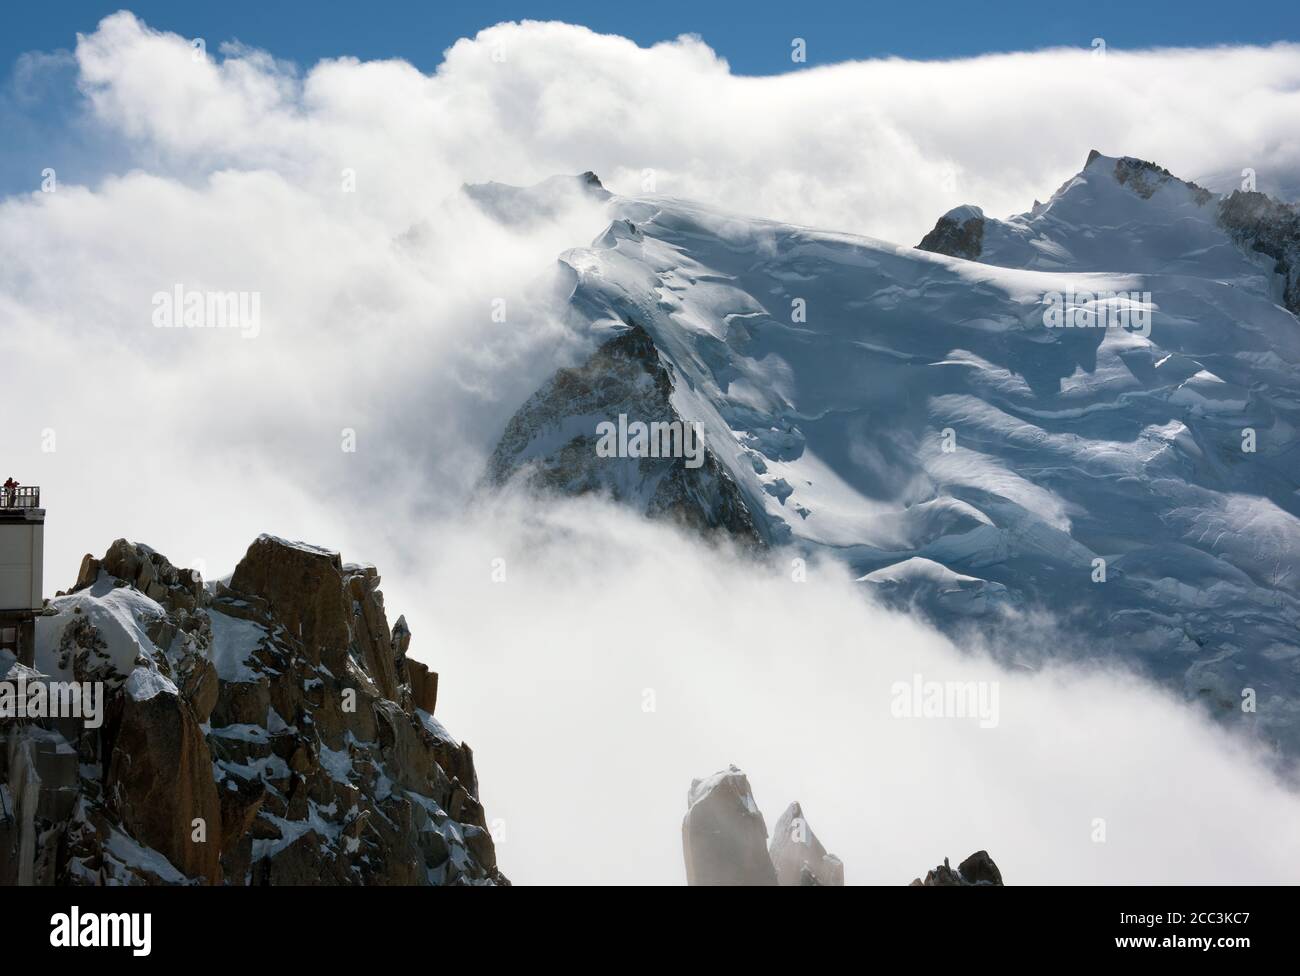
<box><xmin>491</xmin><ymin>154</ymin><xmax>1300</xmax><ymax>754</ymax></box>
<box><xmin>3</xmin><ymin>537</ymin><xmax>505</xmax><ymax>886</ymax></box>
<box><xmin>682</xmin><ymin>765</ymin><xmax>778</xmax><ymax>885</ymax></box>
<box><xmin>769</xmin><ymin>801</ymin><xmax>844</xmax><ymax>886</ymax></box>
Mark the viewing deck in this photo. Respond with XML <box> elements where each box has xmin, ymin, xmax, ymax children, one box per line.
<box><xmin>0</xmin><ymin>486</ymin><xmax>40</xmax><ymax>512</ymax></box>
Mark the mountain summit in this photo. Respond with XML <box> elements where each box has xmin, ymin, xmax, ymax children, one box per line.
<box><xmin>919</xmin><ymin>150</ymin><xmax>1300</xmax><ymax>315</ymax></box>
<box><xmin>1</xmin><ymin>537</ymin><xmax>504</xmax><ymax>885</ymax></box>
<box><xmin>489</xmin><ymin>153</ymin><xmax>1300</xmax><ymax>753</ymax></box>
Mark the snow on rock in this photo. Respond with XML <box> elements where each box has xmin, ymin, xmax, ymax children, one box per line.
<box><xmin>124</xmin><ymin>665</ymin><xmax>178</xmax><ymax>702</ymax></box>
<box><xmin>202</xmin><ymin>608</ymin><xmax>268</xmax><ymax>684</ymax></box>
<box><xmin>3</xmin><ymin>537</ymin><xmax>505</xmax><ymax>887</ymax></box>
<box><xmin>35</xmin><ymin>577</ymin><xmax>169</xmax><ymax>686</ymax></box>
<box><xmin>256</xmin><ymin>534</ymin><xmax>339</xmax><ymax>559</ymax></box>
<box><xmin>918</xmin><ymin>204</ymin><xmax>986</xmax><ymax>260</ymax></box>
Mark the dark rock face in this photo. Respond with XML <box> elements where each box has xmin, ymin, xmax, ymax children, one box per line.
<box><xmin>957</xmin><ymin>849</ymin><xmax>1003</xmax><ymax>885</ymax></box>
<box><xmin>487</xmin><ymin>321</ymin><xmax>763</xmax><ymax>546</ymax></box>
<box><xmin>1217</xmin><ymin>189</ymin><xmax>1300</xmax><ymax>316</ymax></box>
<box><xmin>1107</xmin><ymin>152</ymin><xmax>1300</xmax><ymax>318</ymax></box>
<box><xmin>928</xmin><ymin>150</ymin><xmax>1300</xmax><ymax>322</ymax></box>
<box><xmin>917</xmin><ymin>207</ymin><xmax>985</xmax><ymax>260</ymax></box>
<box><xmin>2</xmin><ymin>537</ymin><xmax>505</xmax><ymax>886</ymax></box>
<box><xmin>1110</xmin><ymin>154</ymin><xmax>1213</xmax><ymax>205</ymax></box>
<box><xmin>910</xmin><ymin>850</ymin><xmax>1004</xmax><ymax>886</ymax></box>
<box><xmin>769</xmin><ymin>801</ymin><xmax>844</xmax><ymax>886</ymax></box>
<box><xmin>682</xmin><ymin>765</ymin><xmax>778</xmax><ymax>885</ymax></box>
<box><xmin>1106</xmin><ymin>152</ymin><xmax>1300</xmax><ymax>316</ymax></box>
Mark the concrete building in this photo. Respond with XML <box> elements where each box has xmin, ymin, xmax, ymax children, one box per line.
<box><xmin>0</xmin><ymin>485</ymin><xmax>76</xmax><ymax>885</ymax></box>
<box><xmin>0</xmin><ymin>485</ymin><xmax>43</xmax><ymax>667</ymax></box>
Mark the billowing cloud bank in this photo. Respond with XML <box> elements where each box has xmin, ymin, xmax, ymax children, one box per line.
<box><xmin>417</xmin><ymin>496</ymin><xmax>1300</xmax><ymax>884</ymax></box>
<box><xmin>2</xmin><ymin>12</ymin><xmax>1298</xmax><ymax>883</ymax></box>
<box><xmin>56</xmin><ymin>13</ymin><xmax>1300</xmax><ymax>238</ymax></box>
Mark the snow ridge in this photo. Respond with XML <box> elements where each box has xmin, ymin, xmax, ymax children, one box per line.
<box><xmin>490</xmin><ymin>158</ymin><xmax>1300</xmax><ymax>753</ymax></box>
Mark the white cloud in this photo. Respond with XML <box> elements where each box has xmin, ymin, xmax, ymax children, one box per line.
<box><xmin>406</xmin><ymin>495</ymin><xmax>1300</xmax><ymax>884</ymax></box>
<box><xmin>2</xmin><ymin>11</ymin><xmax>1299</xmax><ymax>883</ymax></box>
<box><xmin>63</xmin><ymin>13</ymin><xmax>1300</xmax><ymax>242</ymax></box>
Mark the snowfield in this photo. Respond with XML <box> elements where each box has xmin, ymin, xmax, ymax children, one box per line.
<box><xmin>482</xmin><ymin>155</ymin><xmax>1300</xmax><ymax>754</ymax></box>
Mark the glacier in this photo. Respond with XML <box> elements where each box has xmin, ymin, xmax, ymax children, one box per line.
<box><xmin>480</xmin><ymin>155</ymin><xmax>1300</xmax><ymax>755</ymax></box>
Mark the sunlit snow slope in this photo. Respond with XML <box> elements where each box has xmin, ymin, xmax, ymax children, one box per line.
<box><xmin>483</xmin><ymin>156</ymin><xmax>1300</xmax><ymax>753</ymax></box>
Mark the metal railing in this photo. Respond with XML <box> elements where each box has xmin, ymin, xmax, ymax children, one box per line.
<box><xmin>0</xmin><ymin>486</ymin><xmax>40</xmax><ymax>509</ymax></box>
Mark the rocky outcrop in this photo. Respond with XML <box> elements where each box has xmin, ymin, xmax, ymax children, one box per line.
<box><xmin>681</xmin><ymin>766</ymin><xmax>852</xmax><ymax>886</ymax></box>
<box><xmin>1109</xmin><ymin>153</ymin><xmax>1213</xmax><ymax>204</ymax></box>
<box><xmin>487</xmin><ymin>321</ymin><xmax>763</xmax><ymax>545</ymax></box>
<box><xmin>917</xmin><ymin>205</ymin><xmax>986</xmax><ymax>259</ymax></box>
<box><xmin>1217</xmin><ymin>189</ymin><xmax>1300</xmax><ymax>316</ymax></box>
<box><xmin>920</xmin><ymin>150</ymin><xmax>1299</xmax><ymax>321</ymax></box>
<box><xmin>682</xmin><ymin>765</ymin><xmax>778</xmax><ymax>885</ymax></box>
<box><xmin>769</xmin><ymin>801</ymin><xmax>844</xmax><ymax>886</ymax></box>
<box><xmin>226</xmin><ymin>536</ymin><xmax>353</xmax><ymax>678</ymax></box>
<box><xmin>407</xmin><ymin>659</ymin><xmax>439</xmax><ymax>715</ymax></box>
<box><xmin>2</xmin><ymin>536</ymin><xmax>505</xmax><ymax>886</ymax></box>
<box><xmin>910</xmin><ymin>850</ymin><xmax>1004</xmax><ymax>886</ymax></box>
<box><xmin>105</xmin><ymin>683</ymin><xmax>223</xmax><ymax>883</ymax></box>
<box><xmin>683</xmin><ymin>766</ymin><xmax>1001</xmax><ymax>886</ymax></box>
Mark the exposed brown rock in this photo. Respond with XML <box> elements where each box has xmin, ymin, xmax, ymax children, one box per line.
<box><xmin>179</xmin><ymin>653</ymin><xmax>219</xmax><ymax>725</ymax></box>
<box><xmin>22</xmin><ymin>535</ymin><xmax>505</xmax><ymax>887</ymax></box>
<box><xmin>391</xmin><ymin>613</ymin><xmax>412</xmax><ymax>697</ymax></box>
<box><xmin>408</xmin><ymin>659</ymin><xmax>439</xmax><ymax>715</ymax></box>
<box><xmin>917</xmin><ymin>207</ymin><xmax>985</xmax><ymax>260</ymax></box>
<box><xmin>227</xmin><ymin>535</ymin><xmax>351</xmax><ymax>674</ymax></box>
<box><xmin>105</xmin><ymin>686</ymin><xmax>223</xmax><ymax>884</ymax></box>
<box><xmin>72</xmin><ymin>554</ymin><xmax>100</xmax><ymax>592</ymax></box>
<box><xmin>347</xmin><ymin>569</ymin><xmax>399</xmax><ymax>701</ymax></box>
<box><xmin>217</xmin><ymin>775</ymin><xmax>266</xmax><ymax>884</ymax></box>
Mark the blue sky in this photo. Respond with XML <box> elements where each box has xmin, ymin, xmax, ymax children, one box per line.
<box><xmin>2</xmin><ymin>1</ymin><xmax>1298</xmax><ymax>198</ymax></box>
<box><xmin>4</xmin><ymin>0</ymin><xmax>1299</xmax><ymax>77</ymax></box>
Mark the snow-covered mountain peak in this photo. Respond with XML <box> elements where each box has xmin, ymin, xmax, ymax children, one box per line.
<box><xmin>488</xmin><ymin>154</ymin><xmax>1300</xmax><ymax>755</ymax></box>
<box><xmin>919</xmin><ymin>150</ymin><xmax>1300</xmax><ymax>317</ymax></box>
